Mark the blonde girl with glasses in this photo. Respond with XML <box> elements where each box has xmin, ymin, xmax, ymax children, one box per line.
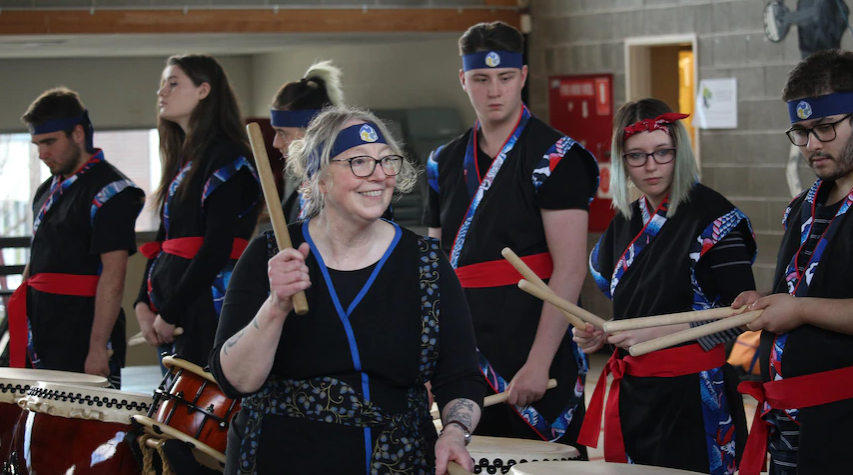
<box><xmin>574</xmin><ymin>98</ymin><xmax>757</xmax><ymax>475</ymax></box>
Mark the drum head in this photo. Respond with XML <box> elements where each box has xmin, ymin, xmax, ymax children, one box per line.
<box><xmin>162</xmin><ymin>355</ymin><xmax>218</xmax><ymax>384</ymax></box>
<box><xmin>509</xmin><ymin>461</ymin><xmax>705</xmax><ymax>474</ymax></box>
<box><xmin>469</xmin><ymin>436</ymin><xmax>579</xmax><ymax>460</ymax></box>
<box><xmin>21</xmin><ymin>382</ymin><xmax>151</xmax><ymax>424</ymax></box>
<box><xmin>0</xmin><ymin>368</ymin><xmax>108</xmax><ymax>404</ymax></box>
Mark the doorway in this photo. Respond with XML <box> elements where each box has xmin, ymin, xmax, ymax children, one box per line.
<box><xmin>625</xmin><ymin>34</ymin><xmax>699</xmax><ymax>164</ymax></box>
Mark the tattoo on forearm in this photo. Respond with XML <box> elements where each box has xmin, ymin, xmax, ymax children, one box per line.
<box><xmin>443</xmin><ymin>399</ymin><xmax>475</xmax><ymax>430</ymax></box>
<box><xmin>223</xmin><ymin>327</ymin><xmax>247</xmax><ymax>356</ymax></box>
<box><xmin>223</xmin><ymin>317</ymin><xmax>261</xmax><ymax>356</ymax></box>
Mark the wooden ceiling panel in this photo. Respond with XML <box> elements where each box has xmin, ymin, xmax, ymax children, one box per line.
<box><xmin>0</xmin><ymin>9</ymin><xmax>520</xmax><ymax>35</ymax></box>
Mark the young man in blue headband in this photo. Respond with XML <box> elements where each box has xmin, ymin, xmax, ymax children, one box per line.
<box><xmin>426</xmin><ymin>21</ymin><xmax>598</xmax><ymax>455</ymax></box>
<box><xmin>8</xmin><ymin>87</ymin><xmax>144</xmax><ymax>388</ymax></box>
<box><xmin>733</xmin><ymin>49</ymin><xmax>853</xmax><ymax>475</ymax></box>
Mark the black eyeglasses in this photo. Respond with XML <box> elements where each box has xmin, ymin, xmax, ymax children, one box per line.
<box><xmin>330</xmin><ymin>155</ymin><xmax>403</xmax><ymax>177</ymax></box>
<box><xmin>786</xmin><ymin>114</ymin><xmax>852</xmax><ymax>146</ymax></box>
<box><xmin>622</xmin><ymin>149</ymin><xmax>676</xmax><ymax>168</ymax></box>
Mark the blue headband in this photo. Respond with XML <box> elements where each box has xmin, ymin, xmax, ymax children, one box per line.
<box><xmin>270</xmin><ymin>109</ymin><xmax>321</xmax><ymax>128</ymax></box>
<box><xmin>788</xmin><ymin>92</ymin><xmax>853</xmax><ymax>123</ymax></box>
<box><xmin>462</xmin><ymin>50</ymin><xmax>524</xmax><ymax>72</ymax></box>
<box><xmin>330</xmin><ymin>122</ymin><xmax>387</xmax><ymax>158</ymax></box>
<box><xmin>307</xmin><ymin>122</ymin><xmax>387</xmax><ymax>178</ymax></box>
<box><xmin>28</xmin><ymin>110</ymin><xmax>95</xmax><ymax>153</ymax></box>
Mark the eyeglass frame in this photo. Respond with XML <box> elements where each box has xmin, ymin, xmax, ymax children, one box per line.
<box><xmin>785</xmin><ymin>114</ymin><xmax>852</xmax><ymax>146</ymax></box>
<box><xmin>329</xmin><ymin>155</ymin><xmax>404</xmax><ymax>177</ymax></box>
<box><xmin>621</xmin><ymin>148</ymin><xmax>677</xmax><ymax>168</ymax></box>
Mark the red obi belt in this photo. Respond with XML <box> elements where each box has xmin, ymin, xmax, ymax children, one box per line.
<box><xmin>140</xmin><ymin>237</ymin><xmax>248</xmax><ymax>313</ymax></box>
<box><xmin>454</xmin><ymin>252</ymin><xmax>552</xmax><ymax>288</ymax></box>
<box><xmin>577</xmin><ymin>343</ymin><xmax>726</xmax><ymax>462</ymax></box>
<box><xmin>737</xmin><ymin>365</ymin><xmax>853</xmax><ymax>475</ymax></box>
<box><xmin>140</xmin><ymin>237</ymin><xmax>248</xmax><ymax>260</ymax></box>
<box><xmin>7</xmin><ymin>273</ymin><xmax>100</xmax><ymax>368</ymax></box>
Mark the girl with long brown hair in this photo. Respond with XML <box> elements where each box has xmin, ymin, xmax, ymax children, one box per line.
<box><xmin>134</xmin><ymin>54</ymin><xmax>260</xmax><ymax>367</ymax></box>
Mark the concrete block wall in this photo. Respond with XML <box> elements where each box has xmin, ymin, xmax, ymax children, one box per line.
<box><xmin>528</xmin><ymin>0</ymin><xmax>853</xmax><ymax>319</ymax></box>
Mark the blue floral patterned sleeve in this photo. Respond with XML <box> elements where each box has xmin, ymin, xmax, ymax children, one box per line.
<box><xmin>429</xmin><ymin>252</ymin><xmax>486</xmax><ymax>412</ymax></box>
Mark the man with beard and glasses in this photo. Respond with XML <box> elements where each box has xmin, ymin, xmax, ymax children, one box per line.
<box><xmin>8</xmin><ymin>87</ymin><xmax>144</xmax><ymax>388</ymax></box>
<box><xmin>732</xmin><ymin>49</ymin><xmax>853</xmax><ymax>475</ymax></box>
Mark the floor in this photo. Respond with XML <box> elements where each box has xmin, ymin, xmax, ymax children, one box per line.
<box><xmin>122</xmin><ymin>364</ymin><xmax>166</xmax><ymax>395</ymax></box>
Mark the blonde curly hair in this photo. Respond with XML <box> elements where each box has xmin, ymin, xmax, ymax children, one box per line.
<box><xmin>286</xmin><ymin>105</ymin><xmax>418</xmax><ymax>218</ymax></box>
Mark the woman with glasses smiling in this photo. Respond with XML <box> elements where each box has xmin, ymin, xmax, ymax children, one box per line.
<box><xmin>574</xmin><ymin>98</ymin><xmax>756</xmax><ymax>474</ymax></box>
<box><xmin>209</xmin><ymin>106</ymin><xmax>485</xmax><ymax>475</ymax></box>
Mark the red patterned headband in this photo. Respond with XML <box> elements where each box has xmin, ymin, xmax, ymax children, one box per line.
<box><xmin>623</xmin><ymin>113</ymin><xmax>690</xmax><ymax>140</ymax></box>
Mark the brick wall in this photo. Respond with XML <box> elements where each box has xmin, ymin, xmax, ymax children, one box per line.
<box><xmin>528</xmin><ymin>0</ymin><xmax>853</xmax><ymax>319</ymax></box>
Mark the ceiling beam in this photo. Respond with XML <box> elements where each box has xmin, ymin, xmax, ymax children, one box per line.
<box><xmin>0</xmin><ymin>8</ymin><xmax>520</xmax><ymax>35</ymax></box>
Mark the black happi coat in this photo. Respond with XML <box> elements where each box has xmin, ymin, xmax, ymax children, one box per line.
<box><xmin>29</xmin><ymin>154</ymin><xmax>144</xmax><ymax>373</ymax></box>
<box><xmin>591</xmin><ymin>184</ymin><xmax>753</xmax><ymax>473</ymax></box>
<box><xmin>209</xmin><ymin>223</ymin><xmax>484</xmax><ymax>474</ymax></box>
<box><xmin>428</xmin><ymin>112</ymin><xmax>598</xmax><ymax>446</ymax></box>
<box><xmin>760</xmin><ymin>182</ymin><xmax>853</xmax><ymax>474</ymax></box>
<box><xmin>137</xmin><ymin>135</ymin><xmax>260</xmax><ymax>366</ymax></box>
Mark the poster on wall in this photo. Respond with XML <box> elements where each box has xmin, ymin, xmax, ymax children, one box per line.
<box><xmin>693</xmin><ymin>78</ymin><xmax>738</xmax><ymax>129</ymax></box>
<box><xmin>548</xmin><ymin>74</ymin><xmax>614</xmax><ymax>232</ymax></box>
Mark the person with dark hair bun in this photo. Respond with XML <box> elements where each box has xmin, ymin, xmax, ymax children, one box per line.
<box><xmin>133</xmin><ymin>54</ymin><xmax>261</xmax><ymax>369</ymax></box>
<box><xmin>269</xmin><ymin>60</ymin><xmax>344</xmax><ymax>222</ymax></box>
<box><xmin>576</xmin><ymin>98</ymin><xmax>755</xmax><ymax>474</ymax></box>
<box><xmin>11</xmin><ymin>87</ymin><xmax>145</xmax><ymax>388</ymax></box>
<box><xmin>733</xmin><ymin>48</ymin><xmax>853</xmax><ymax>475</ymax></box>
<box><xmin>426</xmin><ymin>21</ymin><xmax>598</xmax><ymax>455</ymax></box>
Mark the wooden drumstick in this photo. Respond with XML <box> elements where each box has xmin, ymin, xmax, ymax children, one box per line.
<box><xmin>518</xmin><ymin>279</ymin><xmax>607</xmax><ymax>329</ymax></box>
<box><xmin>603</xmin><ymin>306</ymin><xmax>748</xmax><ymax>333</ymax></box>
<box><xmin>431</xmin><ymin>379</ymin><xmax>558</xmax><ymax>419</ymax></box>
<box><xmin>247</xmin><ymin>122</ymin><xmax>309</xmax><ymax>315</ymax></box>
<box><xmin>128</xmin><ymin>327</ymin><xmax>184</xmax><ymax>347</ymax></box>
<box><xmin>483</xmin><ymin>378</ymin><xmax>558</xmax><ymax>407</ymax></box>
<box><xmin>447</xmin><ymin>461</ymin><xmax>473</xmax><ymax>475</ymax></box>
<box><xmin>501</xmin><ymin>248</ymin><xmax>586</xmax><ymax>329</ymax></box>
<box><xmin>629</xmin><ymin>309</ymin><xmax>763</xmax><ymax>357</ymax></box>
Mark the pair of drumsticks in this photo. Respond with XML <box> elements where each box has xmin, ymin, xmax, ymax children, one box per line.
<box><xmin>503</xmin><ymin>247</ymin><xmax>761</xmax><ymax>357</ymax></box>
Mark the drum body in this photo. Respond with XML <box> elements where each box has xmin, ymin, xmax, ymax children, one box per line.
<box><xmin>508</xmin><ymin>461</ymin><xmax>704</xmax><ymax>474</ymax></box>
<box><xmin>8</xmin><ymin>382</ymin><xmax>150</xmax><ymax>475</ymax></box>
<box><xmin>134</xmin><ymin>356</ymin><xmax>239</xmax><ymax>471</ymax></box>
<box><xmin>468</xmin><ymin>436</ymin><xmax>580</xmax><ymax>474</ymax></box>
<box><xmin>0</xmin><ymin>369</ymin><xmax>107</xmax><ymax>465</ymax></box>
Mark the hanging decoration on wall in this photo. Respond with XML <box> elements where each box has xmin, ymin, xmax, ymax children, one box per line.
<box><xmin>763</xmin><ymin>1</ymin><xmax>796</xmax><ymax>42</ymax></box>
<box><xmin>763</xmin><ymin>0</ymin><xmax>850</xmax><ymax>49</ymax></box>
<box><xmin>796</xmin><ymin>0</ymin><xmax>851</xmax><ymax>57</ymax></box>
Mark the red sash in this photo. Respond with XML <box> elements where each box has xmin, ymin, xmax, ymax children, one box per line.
<box><xmin>140</xmin><ymin>237</ymin><xmax>248</xmax><ymax>260</ymax></box>
<box><xmin>7</xmin><ymin>273</ymin><xmax>100</xmax><ymax>368</ymax></box>
<box><xmin>577</xmin><ymin>344</ymin><xmax>726</xmax><ymax>462</ymax></box>
<box><xmin>737</xmin><ymin>365</ymin><xmax>853</xmax><ymax>475</ymax></box>
<box><xmin>454</xmin><ymin>252</ymin><xmax>552</xmax><ymax>288</ymax></box>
